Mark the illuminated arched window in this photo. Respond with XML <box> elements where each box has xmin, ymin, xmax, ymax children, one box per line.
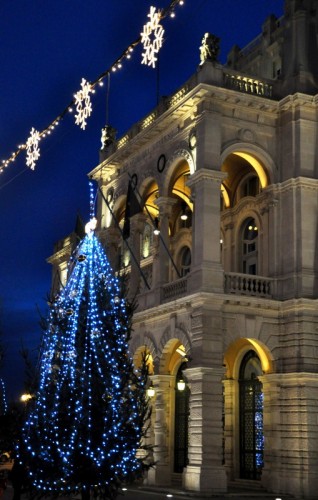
<box><xmin>242</xmin><ymin>218</ymin><xmax>258</xmax><ymax>275</ymax></box>
<box><xmin>239</xmin><ymin>350</ymin><xmax>264</xmax><ymax>480</ymax></box>
<box><xmin>59</xmin><ymin>264</ymin><xmax>68</xmax><ymax>287</ymax></box>
<box><xmin>116</xmin><ymin>241</ymin><xmax>130</xmax><ymax>270</ymax></box>
<box><xmin>141</xmin><ymin>222</ymin><xmax>153</xmax><ymax>259</ymax></box>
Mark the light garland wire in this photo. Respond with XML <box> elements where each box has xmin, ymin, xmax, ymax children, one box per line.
<box><xmin>0</xmin><ymin>0</ymin><xmax>185</xmax><ymax>174</ymax></box>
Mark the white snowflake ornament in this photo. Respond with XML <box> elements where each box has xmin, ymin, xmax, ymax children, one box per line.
<box><xmin>26</xmin><ymin>127</ymin><xmax>41</xmax><ymax>170</ymax></box>
<box><xmin>74</xmin><ymin>78</ymin><xmax>93</xmax><ymax>130</ymax></box>
<box><xmin>141</xmin><ymin>6</ymin><xmax>164</xmax><ymax>68</ymax></box>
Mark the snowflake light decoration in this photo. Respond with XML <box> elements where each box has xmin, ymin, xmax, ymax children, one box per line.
<box><xmin>141</xmin><ymin>6</ymin><xmax>165</xmax><ymax>68</ymax></box>
<box><xmin>74</xmin><ymin>78</ymin><xmax>93</xmax><ymax>130</ymax></box>
<box><xmin>26</xmin><ymin>127</ymin><xmax>41</xmax><ymax>170</ymax></box>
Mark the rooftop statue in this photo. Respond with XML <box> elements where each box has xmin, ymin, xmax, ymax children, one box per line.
<box><xmin>200</xmin><ymin>32</ymin><xmax>220</xmax><ymax>64</ymax></box>
<box><xmin>101</xmin><ymin>125</ymin><xmax>117</xmax><ymax>150</ymax></box>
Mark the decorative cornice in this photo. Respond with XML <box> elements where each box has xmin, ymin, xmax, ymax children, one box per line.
<box><xmin>278</xmin><ymin>92</ymin><xmax>317</xmax><ymax>112</ymax></box>
<box><xmin>278</xmin><ymin>176</ymin><xmax>318</xmax><ymax>194</ymax></box>
<box><xmin>187</xmin><ymin>168</ymin><xmax>226</xmax><ymax>188</ymax></box>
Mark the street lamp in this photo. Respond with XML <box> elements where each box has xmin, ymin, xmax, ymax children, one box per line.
<box><xmin>20</xmin><ymin>393</ymin><xmax>32</xmax><ymax>403</ymax></box>
<box><xmin>177</xmin><ymin>378</ymin><xmax>186</xmax><ymax>391</ymax></box>
<box><xmin>147</xmin><ymin>382</ymin><xmax>155</xmax><ymax>398</ymax></box>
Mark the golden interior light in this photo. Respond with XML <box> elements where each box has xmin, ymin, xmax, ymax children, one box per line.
<box><xmin>247</xmin><ymin>339</ymin><xmax>270</xmax><ymax>373</ymax></box>
<box><xmin>221</xmin><ymin>184</ymin><xmax>230</xmax><ymax>208</ymax></box>
<box><xmin>233</xmin><ymin>152</ymin><xmax>268</xmax><ymax>189</ymax></box>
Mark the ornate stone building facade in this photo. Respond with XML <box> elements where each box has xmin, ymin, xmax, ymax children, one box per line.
<box><xmin>49</xmin><ymin>1</ymin><xmax>318</xmax><ymax>498</ymax></box>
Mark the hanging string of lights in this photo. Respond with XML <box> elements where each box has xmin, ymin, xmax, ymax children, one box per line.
<box><xmin>0</xmin><ymin>378</ymin><xmax>8</xmax><ymax>414</ymax></box>
<box><xmin>0</xmin><ymin>0</ymin><xmax>185</xmax><ymax>175</ymax></box>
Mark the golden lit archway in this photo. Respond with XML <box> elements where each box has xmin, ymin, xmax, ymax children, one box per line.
<box><xmin>224</xmin><ymin>338</ymin><xmax>273</xmax><ymax>379</ymax></box>
<box><xmin>133</xmin><ymin>347</ymin><xmax>154</xmax><ymax>375</ymax></box>
<box><xmin>221</xmin><ymin>150</ymin><xmax>270</xmax><ymax>208</ymax></box>
<box><xmin>232</xmin><ymin>152</ymin><xmax>268</xmax><ymax>189</ymax></box>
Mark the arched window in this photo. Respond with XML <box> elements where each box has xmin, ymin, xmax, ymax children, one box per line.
<box><xmin>141</xmin><ymin>222</ymin><xmax>153</xmax><ymax>259</ymax></box>
<box><xmin>179</xmin><ymin>246</ymin><xmax>191</xmax><ymax>277</ymax></box>
<box><xmin>174</xmin><ymin>364</ymin><xmax>189</xmax><ymax>473</ymax></box>
<box><xmin>242</xmin><ymin>175</ymin><xmax>260</xmax><ymax>198</ymax></box>
<box><xmin>234</xmin><ymin>174</ymin><xmax>261</xmax><ymax>205</ymax></box>
<box><xmin>239</xmin><ymin>350</ymin><xmax>264</xmax><ymax>480</ymax></box>
<box><xmin>117</xmin><ymin>241</ymin><xmax>130</xmax><ymax>270</ymax></box>
<box><xmin>242</xmin><ymin>218</ymin><xmax>258</xmax><ymax>275</ymax></box>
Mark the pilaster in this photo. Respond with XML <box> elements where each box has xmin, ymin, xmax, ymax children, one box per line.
<box><xmin>100</xmin><ymin>227</ymin><xmax>121</xmax><ymax>271</ymax></box>
<box><xmin>183</xmin><ymin>366</ymin><xmax>227</xmax><ymax>494</ymax></box>
<box><xmin>188</xmin><ymin>168</ymin><xmax>226</xmax><ymax>293</ymax></box>
<box><xmin>154</xmin><ymin>197</ymin><xmax>178</xmax><ymax>286</ymax></box>
<box><xmin>259</xmin><ymin>372</ymin><xmax>318</xmax><ymax>499</ymax></box>
<box><xmin>222</xmin><ymin>378</ymin><xmax>236</xmax><ymax>480</ymax></box>
<box><xmin>147</xmin><ymin>375</ymin><xmax>174</xmax><ymax>486</ymax></box>
<box><xmin>129</xmin><ymin>213</ymin><xmax>147</xmax><ymax>298</ymax></box>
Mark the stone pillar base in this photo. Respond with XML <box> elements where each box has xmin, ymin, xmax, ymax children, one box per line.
<box><xmin>146</xmin><ymin>464</ymin><xmax>171</xmax><ymax>487</ymax></box>
<box><xmin>188</xmin><ymin>263</ymin><xmax>224</xmax><ymax>293</ymax></box>
<box><xmin>262</xmin><ymin>466</ymin><xmax>318</xmax><ymax>500</ymax></box>
<box><xmin>183</xmin><ymin>465</ymin><xmax>227</xmax><ymax>493</ymax></box>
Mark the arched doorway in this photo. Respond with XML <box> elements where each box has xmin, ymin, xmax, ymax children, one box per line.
<box><xmin>239</xmin><ymin>350</ymin><xmax>264</xmax><ymax>480</ymax></box>
<box><xmin>174</xmin><ymin>364</ymin><xmax>189</xmax><ymax>473</ymax></box>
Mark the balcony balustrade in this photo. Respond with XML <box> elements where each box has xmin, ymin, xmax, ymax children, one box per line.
<box><xmin>162</xmin><ymin>277</ymin><xmax>188</xmax><ymax>302</ymax></box>
<box><xmin>224</xmin><ymin>272</ymin><xmax>273</xmax><ymax>298</ymax></box>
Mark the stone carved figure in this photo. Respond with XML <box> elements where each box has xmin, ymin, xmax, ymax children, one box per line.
<box><xmin>200</xmin><ymin>33</ymin><xmax>220</xmax><ymax>64</ymax></box>
<box><xmin>101</xmin><ymin>125</ymin><xmax>117</xmax><ymax>149</ymax></box>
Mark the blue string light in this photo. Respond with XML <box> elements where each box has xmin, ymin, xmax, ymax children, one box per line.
<box><xmin>20</xmin><ymin>230</ymin><xmax>143</xmax><ymax>496</ymax></box>
<box><xmin>0</xmin><ymin>378</ymin><xmax>8</xmax><ymax>414</ymax></box>
<box><xmin>89</xmin><ymin>181</ymin><xmax>95</xmax><ymax>219</ymax></box>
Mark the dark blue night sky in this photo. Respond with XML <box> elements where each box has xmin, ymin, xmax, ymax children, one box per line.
<box><xmin>0</xmin><ymin>0</ymin><xmax>284</xmax><ymax>402</ymax></box>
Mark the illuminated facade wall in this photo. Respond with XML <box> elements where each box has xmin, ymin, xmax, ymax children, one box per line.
<box><xmin>49</xmin><ymin>1</ymin><xmax>318</xmax><ymax>498</ymax></box>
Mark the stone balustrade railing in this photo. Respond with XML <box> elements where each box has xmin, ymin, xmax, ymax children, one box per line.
<box><xmin>224</xmin><ymin>72</ymin><xmax>273</xmax><ymax>97</ymax></box>
<box><xmin>162</xmin><ymin>277</ymin><xmax>188</xmax><ymax>302</ymax></box>
<box><xmin>113</xmin><ymin>66</ymin><xmax>275</xmax><ymax>152</ymax></box>
<box><xmin>224</xmin><ymin>272</ymin><xmax>273</xmax><ymax>298</ymax></box>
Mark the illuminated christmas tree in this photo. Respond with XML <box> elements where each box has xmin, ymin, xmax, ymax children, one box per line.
<box><xmin>19</xmin><ymin>214</ymin><xmax>151</xmax><ymax>499</ymax></box>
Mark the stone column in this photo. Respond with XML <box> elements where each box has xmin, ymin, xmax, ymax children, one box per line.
<box><xmin>129</xmin><ymin>213</ymin><xmax>147</xmax><ymax>298</ymax></box>
<box><xmin>147</xmin><ymin>374</ymin><xmax>174</xmax><ymax>486</ymax></box>
<box><xmin>187</xmin><ymin>168</ymin><xmax>226</xmax><ymax>293</ymax></box>
<box><xmin>222</xmin><ymin>378</ymin><xmax>236</xmax><ymax>480</ymax></box>
<box><xmin>222</xmin><ymin>222</ymin><xmax>234</xmax><ymax>272</ymax></box>
<box><xmin>183</xmin><ymin>366</ymin><xmax>227</xmax><ymax>494</ymax></box>
<box><xmin>260</xmin><ymin>372</ymin><xmax>318</xmax><ymax>499</ymax></box>
<box><xmin>100</xmin><ymin>226</ymin><xmax>121</xmax><ymax>271</ymax></box>
<box><xmin>153</xmin><ymin>197</ymin><xmax>178</xmax><ymax>286</ymax></box>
